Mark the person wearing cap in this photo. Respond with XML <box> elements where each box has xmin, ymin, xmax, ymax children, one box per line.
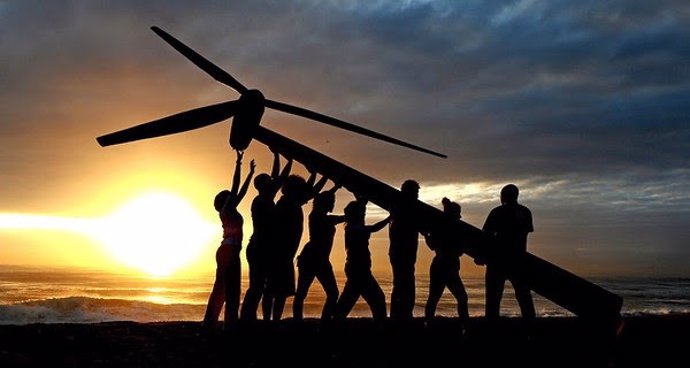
<box><xmin>482</xmin><ymin>184</ymin><xmax>535</xmax><ymax>323</ymax></box>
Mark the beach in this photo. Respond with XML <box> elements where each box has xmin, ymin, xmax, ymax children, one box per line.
<box><xmin>0</xmin><ymin>315</ymin><xmax>686</xmax><ymax>368</ymax></box>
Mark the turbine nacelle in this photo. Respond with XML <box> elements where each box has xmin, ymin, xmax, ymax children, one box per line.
<box><xmin>231</xmin><ymin>89</ymin><xmax>265</xmax><ymax>151</ymax></box>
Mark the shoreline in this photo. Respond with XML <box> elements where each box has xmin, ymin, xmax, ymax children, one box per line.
<box><xmin>0</xmin><ymin>315</ymin><xmax>686</xmax><ymax>367</ymax></box>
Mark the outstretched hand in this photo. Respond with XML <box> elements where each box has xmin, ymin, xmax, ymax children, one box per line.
<box><xmin>328</xmin><ymin>175</ymin><xmax>342</xmax><ymax>189</ymax></box>
<box><xmin>250</xmin><ymin>159</ymin><xmax>256</xmax><ymax>172</ymax></box>
<box><xmin>270</xmin><ymin>145</ymin><xmax>283</xmax><ymax>158</ymax></box>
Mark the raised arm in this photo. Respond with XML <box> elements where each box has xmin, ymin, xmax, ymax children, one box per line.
<box><xmin>303</xmin><ymin>167</ymin><xmax>328</xmax><ymax>202</ymax></box>
<box><xmin>230</xmin><ymin>150</ymin><xmax>244</xmax><ymax>196</ymax></box>
<box><xmin>366</xmin><ymin>215</ymin><xmax>391</xmax><ymax>233</ymax></box>
<box><xmin>305</xmin><ymin>167</ymin><xmax>317</xmax><ymax>188</ymax></box>
<box><xmin>326</xmin><ymin>182</ymin><xmax>342</xmax><ymax>195</ymax></box>
<box><xmin>276</xmin><ymin>156</ymin><xmax>292</xmax><ymax>186</ymax></box>
<box><xmin>236</xmin><ymin>159</ymin><xmax>256</xmax><ymax>204</ymax></box>
<box><xmin>270</xmin><ymin>149</ymin><xmax>280</xmax><ymax>179</ymax></box>
<box><xmin>323</xmin><ymin>183</ymin><xmax>345</xmax><ymax>224</ymax></box>
<box><xmin>311</xmin><ymin>175</ymin><xmax>328</xmax><ymax>196</ymax></box>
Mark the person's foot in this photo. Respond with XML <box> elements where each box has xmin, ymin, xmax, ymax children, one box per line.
<box><xmin>522</xmin><ymin>323</ymin><xmax>534</xmax><ymax>342</ymax></box>
<box><xmin>459</xmin><ymin>322</ymin><xmax>469</xmax><ymax>337</ymax></box>
<box><xmin>198</xmin><ymin>322</ymin><xmax>220</xmax><ymax>339</ymax></box>
<box><xmin>423</xmin><ymin>317</ymin><xmax>435</xmax><ymax>329</ymax></box>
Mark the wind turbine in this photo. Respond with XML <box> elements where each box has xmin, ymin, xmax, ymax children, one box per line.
<box><xmin>97</xmin><ymin>26</ymin><xmax>446</xmax><ymax>160</ymax></box>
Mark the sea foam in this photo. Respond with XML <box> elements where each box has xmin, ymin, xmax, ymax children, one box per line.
<box><xmin>0</xmin><ymin>297</ymin><xmax>205</xmax><ymax>325</ymax></box>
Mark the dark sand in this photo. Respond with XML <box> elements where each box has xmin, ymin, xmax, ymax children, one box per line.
<box><xmin>0</xmin><ymin>316</ymin><xmax>686</xmax><ymax>368</ymax></box>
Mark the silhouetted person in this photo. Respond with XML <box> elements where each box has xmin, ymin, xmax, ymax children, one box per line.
<box><xmin>203</xmin><ymin>150</ymin><xmax>255</xmax><ymax>330</ymax></box>
<box><xmin>240</xmin><ymin>150</ymin><xmax>292</xmax><ymax>321</ymax></box>
<box><xmin>423</xmin><ymin>198</ymin><xmax>469</xmax><ymax>327</ymax></box>
<box><xmin>293</xmin><ymin>184</ymin><xmax>346</xmax><ymax>321</ymax></box>
<box><xmin>263</xmin><ymin>169</ymin><xmax>327</xmax><ymax>320</ymax></box>
<box><xmin>334</xmin><ymin>200</ymin><xmax>390</xmax><ymax>324</ymax></box>
<box><xmin>389</xmin><ymin>179</ymin><xmax>421</xmax><ymax>322</ymax></box>
<box><xmin>482</xmin><ymin>184</ymin><xmax>535</xmax><ymax>323</ymax></box>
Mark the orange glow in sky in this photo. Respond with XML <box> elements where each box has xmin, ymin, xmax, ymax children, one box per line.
<box><xmin>0</xmin><ymin>192</ymin><xmax>217</xmax><ymax>277</ymax></box>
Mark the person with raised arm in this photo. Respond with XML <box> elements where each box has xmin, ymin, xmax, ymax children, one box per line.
<box><xmin>203</xmin><ymin>150</ymin><xmax>255</xmax><ymax>330</ymax></box>
<box><xmin>334</xmin><ymin>199</ymin><xmax>391</xmax><ymax>324</ymax></box>
<box><xmin>293</xmin><ymin>183</ymin><xmax>345</xmax><ymax>322</ymax></box>
<box><xmin>263</xmin><ymin>166</ymin><xmax>328</xmax><ymax>320</ymax></box>
<box><xmin>240</xmin><ymin>149</ymin><xmax>292</xmax><ymax>321</ymax></box>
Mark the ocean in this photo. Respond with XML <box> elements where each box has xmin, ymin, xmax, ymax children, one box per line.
<box><xmin>0</xmin><ymin>265</ymin><xmax>688</xmax><ymax>324</ymax></box>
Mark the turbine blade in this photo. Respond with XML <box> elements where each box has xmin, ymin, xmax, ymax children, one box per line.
<box><xmin>151</xmin><ymin>26</ymin><xmax>248</xmax><ymax>94</ymax></box>
<box><xmin>97</xmin><ymin>101</ymin><xmax>238</xmax><ymax>146</ymax></box>
<box><xmin>265</xmin><ymin>99</ymin><xmax>446</xmax><ymax>158</ymax></box>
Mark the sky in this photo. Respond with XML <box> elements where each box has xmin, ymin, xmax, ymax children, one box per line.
<box><xmin>1</xmin><ymin>0</ymin><xmax>689</xmax><ymax>278</ymax></box>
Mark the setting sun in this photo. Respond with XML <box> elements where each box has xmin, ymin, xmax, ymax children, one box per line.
<box><xmin>88</xmin><ymin>192</ymin><xmax>217</xmax><ymax>276</ymax></box>
<box><xmin>0</xmin><ymin>191</ymin><xmax>217</xmax><ymax>277</ymax></box>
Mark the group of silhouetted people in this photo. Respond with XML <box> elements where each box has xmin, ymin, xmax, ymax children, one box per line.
<box><xmin>202</xmin><ymin>148</ymin><xmax>536</xmax><ymax>332</ymax></box>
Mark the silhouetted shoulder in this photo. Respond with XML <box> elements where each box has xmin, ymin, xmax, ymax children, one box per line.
<box><xmin>483</xmin><ymin>204</ymin><xmax>533</xmax><ymax>234</ymax></box>
<box><xmin>516</xmin><ymin>204</ymin><xmax>534</xmax><ymax>233</ymax></box>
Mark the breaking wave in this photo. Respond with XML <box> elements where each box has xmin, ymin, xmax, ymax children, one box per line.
<box><xmin>0</xmin><ymin>297</ymin><xmax>205</xmax><ymax>325</ymax></box>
